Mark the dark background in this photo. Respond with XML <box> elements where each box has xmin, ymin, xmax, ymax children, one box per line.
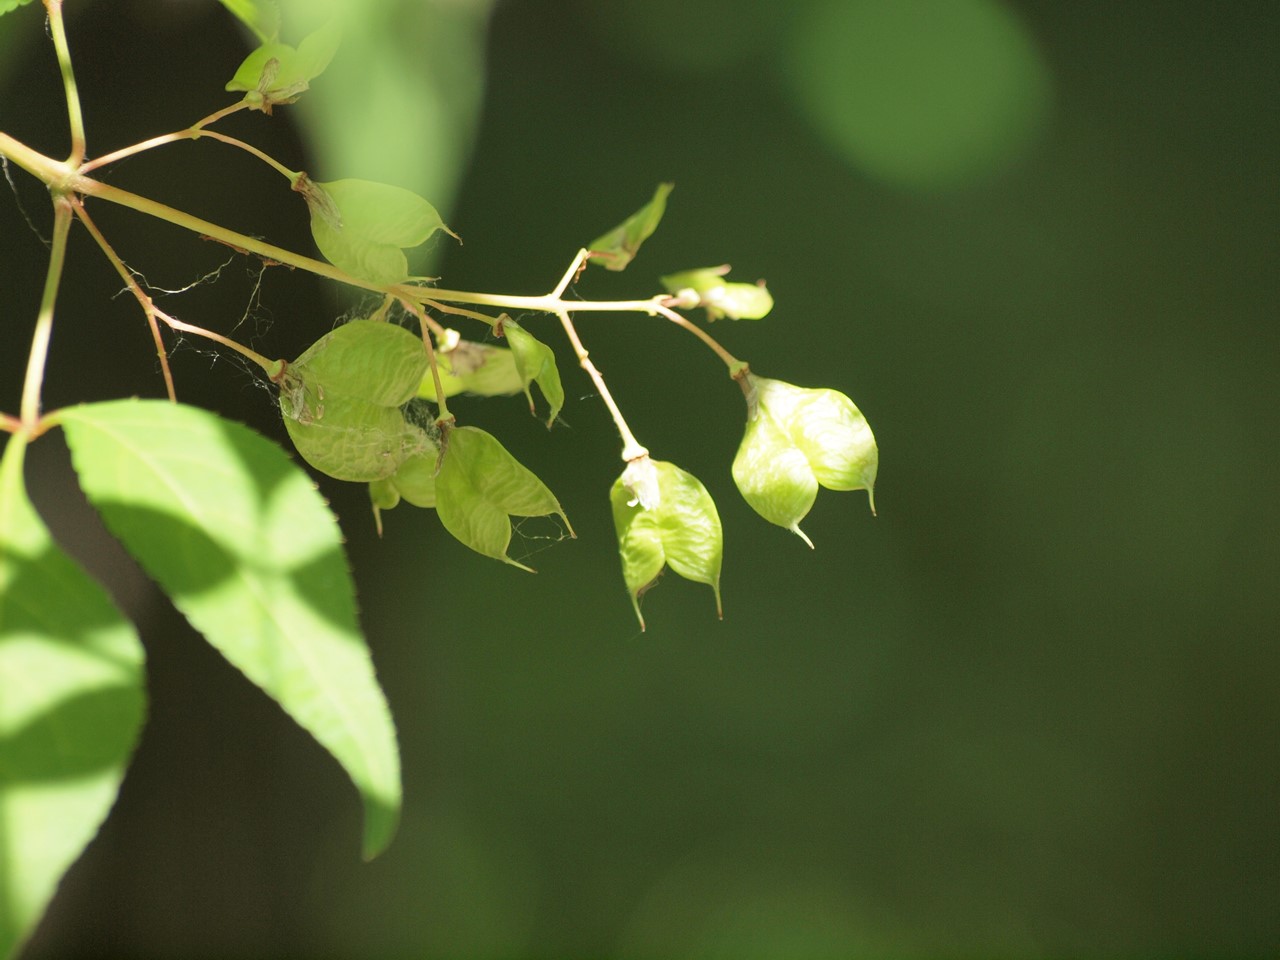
<box><xmin>2</xmin><ymin>0</ymin><xmax>1276</xmax><ymax>956</ymax></box>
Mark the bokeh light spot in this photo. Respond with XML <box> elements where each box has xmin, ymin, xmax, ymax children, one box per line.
<box><xmin>785</xmin><ymin>0</ymin><xmax>1051</xmax><ymax>189</ymax></box>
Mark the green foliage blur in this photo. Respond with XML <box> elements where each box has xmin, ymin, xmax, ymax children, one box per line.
<box><xmin>1</xmin><ymin>0</ymin><xmax>1275</xmax><ymax>956</ymax></box>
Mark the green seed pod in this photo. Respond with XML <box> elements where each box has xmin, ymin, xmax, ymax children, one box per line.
<box><xmin>291</xmin><ymin>319</ymin><xmax>427</xmax><ymax>407</ymax></box>
<box><xmin>278</xmin><ymin>318</ymin><xmax>431</xmax><ymax>482</ymax></box>
<box><xmin>660</xmin><ymin>265</ymin><xmax>773</xmax><ymax>320</ymax></box>
<box><xmin>387</xmin><ymin>449</ymin><xmax>439</xmax><ymax>508</ymax></box>
<box><xmin>610</xmin><ymin>457</ymin><xmax>723</xmax><ymax>630</ymax></box>
<box><xmin>282</xmin><ymin>391</ymin><xmax>428</xmax><ymax>482</ymax></box>
<box><xmin>732</xmin><ymin>374</ymin><xmax>877</xmax><ymax>546</ymax></box>
<box><xmin>434</xmin><ymin>426</ymin><xmax>572</xmax><ymax>571</ymax></box>
<box><xmin>417</xmin><ymin>330</ymin><xmax>523</xmax><ymax>401</ymax></box>
<box><xmin>502</xmin><ymin>318</ymin><xmax>564</xmax><ymax>427</ymax></box>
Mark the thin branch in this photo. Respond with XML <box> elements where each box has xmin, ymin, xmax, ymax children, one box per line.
<box><xmin>44</xmin><ymin>0</ymin><xmax>85</xmax><ymax>166</ymax></box>
<box><xmin>20</xmin><ymin>199</ymin><xmax>73</xmax><ymax>429</ymax></box>
<box><xmin>555</xmin><ymin>309</ymin><xmax>647</xmax><ymax>462</ymax></box>
<box><xmin>399</xmin><ymin>299</ymin><xmax>452</xmax><ymax>423</ymax></box>
<box><xmin>73</xmin><ymin>200</ymin><xmax>177</xmax><ymax>400</ymax></box>
<box><xmin>652</xmin><ymin>303</ymin><xmax>740</xmax><ymax>370</ymax></box>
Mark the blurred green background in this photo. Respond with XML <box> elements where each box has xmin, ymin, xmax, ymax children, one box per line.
<box><xmin>2</xmin><ymin>0</ymin><xmax>1277</xmax><ymax>956</ymax></box>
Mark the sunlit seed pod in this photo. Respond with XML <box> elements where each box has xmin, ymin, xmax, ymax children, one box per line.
<box><xmin>291</xmin><ymin>319</ymin><xmax>427</xmax><ymax>408</ymax></box>
<box><xmin>282</xmin><ymin>382</ymin><xmax>429</xmax><ymax>483</ymax></box>
<box><xmin>610</xmin><ymin>457</ymin><xmax>723</xmax><ymax>630</ymax></box>
<box><xmin>660</xmin><ymin>265</ymin><xmax>773</xmax><ymax>320</ymax></box>
<box><xmin>732</xmin><ymin>374</ymin><xmax>878</xmax><ymax>546</ymax></box>
<box><xmin>434</xmin><ymin>426</ymin><xmax>571</xmax><ymax>571</ymax></box>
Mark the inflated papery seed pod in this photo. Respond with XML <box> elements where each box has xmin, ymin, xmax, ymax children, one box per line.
<box><xmin>434</xmin><ymin>425</ymin><xmax>572</xmax><ymax>571</ymax></box>
<box><xmin>660</xmin><ymin>265</ymin><xmax>773</xmax><ymax>321</ymax></box>
<box><xmin>732</xmin><ymin>374</ymin><xmax>877</xmax><ymax>547</ymax></box>
<box><xmin>502</xmin><ymin>318</ymin><xmax>564</xmax><ymax>427</ymax></box>
<box><xmin>368</xmin><ymin>445</ymin><xmax>440</xmax><ymax>535</ymax></box>
<box><xmin>610</xmin><ymin>456</ymin><xmax>723</xmax><ymax>630</ymax></box>
<box><xmin>278</xmin><ymin>319</ymin><xmax>430</xmax><ymax>482</ymax></box>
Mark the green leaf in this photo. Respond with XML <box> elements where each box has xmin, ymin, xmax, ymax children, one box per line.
<box><xmin>733</xmin><ymin>375</ymin><xmax>878</xmax><ymax>546</ymax></box>
<box><xmin>502</xmin><ymin>317</ymin><xmax>564</xmax><ymax>427</ymax></box>
<box><xmin>661</xmin><ymin>265</ymin><xmax>774</xmax><ymax>320</ymax></box>
<box><xmin>0</xmin><ymin>0</ymin><xmax>37</xmax><ymax>17</ymax></box>
<box><xmin>59</xmin><ymin>400</ymin><xmax>401</xmax><ymax>859</ymax></box>
<box><xmin>296</xmin><ymin>175</ymin><xmax>458</xmax><ymax>286</ymax></box>
<box><xmin>0</xmin><ymin>434</ymin><xmax>146</xmax><ymax>959</ymax></box>
<box><xmin>217</xmin><ymin>0</ymin><xmax>281</xmax><ymax>42</ymax></box>
<box><xmin>587</xmin><ymin>182</ymin><xmax>674</xmax><ymax>272</ymax></box>
<box><xmin>435</xmin><ymin>426</ymin><xmax>571</xmax><ymax>571</ymax></box>
<box><xmin>610</xmin><ymin>457</ymin><xmax>723</xmax><ymax>630</ymax></box>
<box><xmin>225</xmin><ymin>21</ymin><xmax>341</xmax><ymax>110</ymax></box>
<box><xmin>417</xmin><ymin>334</ymin><xmax>523</xmax><ymax>401</ymax></box>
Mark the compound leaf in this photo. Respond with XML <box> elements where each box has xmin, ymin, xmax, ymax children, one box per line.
<box><xmin>59</xmin><ymin>399</ymin><xmax>401</xmax><ymax>859</ymax></box>
<box><xmin>0</xmin><ymin>434</ymin><xmax>146</xmax><ymax>959</ymax></box>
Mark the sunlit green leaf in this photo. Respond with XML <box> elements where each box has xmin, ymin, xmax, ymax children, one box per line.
<box><xmin>217</xmin><ymin>0</ymin><xmax>281</xmax><ymax>42</ymax></box>
<box><xmin>502</xmin><ymin>317</ymin><xmax>564</xmax><ymax>426</ymax></box>
<box><xmin>59</xmin><ymin>400</ymin><xmax>401</xmax><ymax>859</ymax></box>
<box><xmin>417</xmin><ymin>333</ymin><xmax>523</xmax><ymax>401</ymax></box>
<box><xmin>435</xmin><ymin>426</ymin><xmax>571</xmax><ymax>571</ymax></box>
<box><xmin>610</xmin><ymin>457</ymin><xmax>723</xmax><ymax>630</ymax></box>
<box><xmin>0</xmin><ymin>434</ymin><xmax>146</xmax><ymax>959</ymax></box>
<box><xmin>588</xmin><ymin>182</ymin><xmax>673</xmax><ymax>271</ymax></box>
<box><xmin>296</xmin><ymin>175</ymin><xmax>458</xmax><ymax>286</ymax></box>
<box><xmin>225</xmin><ymin>20</ymin><xmax>341</xmax><ymax>110</ymax></box>
<box><xmin>733</xmin><ymin>375</ymin><xmax>877</xmax><ymax>546</ymax></box>
<box><xmin>661</xmin><ymin>265</ymin><xmax>774</xmax><ymax>320</ymax></box>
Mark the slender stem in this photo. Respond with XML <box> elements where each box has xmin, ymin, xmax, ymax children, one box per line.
<box><xmin>197</xmin><ymin>130</ymin><xmax>298</xmax><ymax>179</ymax></box>
<box><xmin>45</xmin><ymin>0</ymin><xmax>85</xmax><ymax>167</ymax></box>
<box><xmin>79</xmin><ymin>125</ymin><xmax>294</xmax><ymax>180</ymax></box>
<box><xmin>79</xmin><ymin>131</ymin><xmax>189</xmax><ymax>174</ymax></box>
<box><xmin>555</xmin><ymin>309</ymin><xmax>647</xmax><ymax>462</ymax></box>
<box><xmin>0</xmin><ymin>413</ymin><xmax>22</xmax><ymax>434</ymax></box>
<box><xmin>549</xmin><ymin>248</ymin><xmax>590</xmax><ymax>300</ymax></box>
<box><xmin>653</xmin><ymin>303</ymin><xmax>740</xmax><ymax>369</ymax></box>
<box><xmin>400</xmin><ymin>299</ymin><xmax>451</xmax><ymax>422</ymax></box>
<box><xmin>157</xmin><ymin>308</ymin><xmax>273</xmax><ymax>371</ymax></box>
<box><xmin>421</xmin><ymin>298</ymin><xmax>495</xmax><ymax>330</ymax></box>
<box><xmin>192</xmin><ymin>101</ymin><xmax>250</xmax><ymax>131</ymax></box>
<box><xmin>81</xmin><ymin>103</ymin><xmax>257</xmax><ymax>174</ymax></box>
<box><xmin>73</xmin><ymin>200</ymin><xmax>177</xmax><ymax>400</ymax></box>
<box><xmin>76</xmin><ymin>175</ymin><xmax>376</xmax><ymax>287</ymax></box>
<box><xmin>20</xmin><ymin>199</ymin><xmax>73</xmax><ymax>429</ymax></box>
